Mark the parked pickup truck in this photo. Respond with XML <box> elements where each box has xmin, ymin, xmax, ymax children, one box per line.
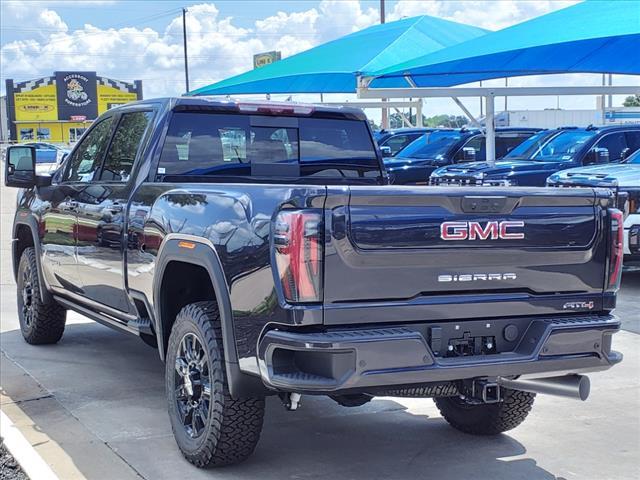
<box><xmin>6</xmin><ymin>98</ymin><xmax>623</xmax><ymax>468</ymax></box>
<box><xmin>548</xmin><ymin>149</ymin><xmax>640</xmax><ymax>267</ymax></box>
<box><xmin>385</xmin><ymin>127</ymin><xmax>541</xmax><ymax>184</ymax></box>
<box><xmin>430</xmin><ymin>125</ymin><xmax>640</xmax><ymax>186</ymax></box>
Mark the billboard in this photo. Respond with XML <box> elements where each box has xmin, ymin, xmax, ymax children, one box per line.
<box><xmin>97</xmin><ymin>76</ymin><xmax>139</xmax><ymax>114</ymax></box>
<box><xmin>253</xmin><ymin>50</ymin><xmax>281</xmax><ymax>69</ymax></box>
<box><xmin>13</xmin><ymin>76</ymin><xmax>58</xmax><ymax>122</ymax></box>
<box><xmin>5</xmin><ymin>72</ymin><xmax>143</xmax><ymax>142</ymax></box>
<box><xmin>55</xmin><ymin>71</ymin><xmax>98</xmax><ymax>120</ymax></box>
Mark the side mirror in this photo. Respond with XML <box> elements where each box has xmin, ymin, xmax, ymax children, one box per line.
<box><xmin>5</xmin><ymin>145</ymin><xmax>36</xmax><ymax>188</ymax></box>
<box><xmin>462</xmin><ymin>147</ymin><xmax>477</xmax><ymax>162</ymax></box>
<box><xmin>594</xmin><ymin>147</ymin><xmax>610</xmax><ymax>164</ymax></box>
<box><xmin>380</xmin><ymin>146</ymin><xmax>393</xmax><ymax>158</ymax></box>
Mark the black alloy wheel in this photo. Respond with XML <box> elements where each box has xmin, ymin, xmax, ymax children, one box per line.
<box><xmin>174</xmin><ymin>332</ymin><xmax>212</xmax><ymax>439</ymax></box>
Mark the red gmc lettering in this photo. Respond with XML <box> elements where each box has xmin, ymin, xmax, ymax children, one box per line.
<box><xmin>441</xmin><ymin>221</ymin><xmax>525</xmax><ymax>241</ymax></box>
<box><xmin>499</xmin><ymin>221</ymin><xmax>525</xmax><ymax>239</ymax></box>
<box><xmin>469</xmin><ymin>221</ymin><xmax>499</xmax><ymax>240</ymax></box>
<box><xmin>440</xmin><ymin>221</ymin><xmax>468</xmax><ymax>240</ymax></box>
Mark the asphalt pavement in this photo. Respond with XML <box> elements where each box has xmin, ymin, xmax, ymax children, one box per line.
<box><xmin>1</xmin><ymin>181</ymin><xmax>639</xmax><ymax>480</ymax></box>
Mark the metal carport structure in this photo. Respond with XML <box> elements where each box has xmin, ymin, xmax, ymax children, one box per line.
<box><xmin>358</xmin><ymin>0</ymin><xmax>640</xmax><ymax>162</ymax></box>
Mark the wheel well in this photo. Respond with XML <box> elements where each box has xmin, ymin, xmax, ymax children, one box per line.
<box><xmin>14</xmin><ymin>224</ymin><xmax>34</xmax><ymax>278</ymax></box>
<box><xmin>159</xmin><ymin>261</ymin><xmax>216</xmax><ymax>354</ymax></box>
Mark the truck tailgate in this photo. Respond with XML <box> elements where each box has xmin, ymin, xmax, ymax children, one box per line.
<box><xmin>323</xmin><ymin>186</ymin><xmax>608</xmax><ymax>325</ymax></box>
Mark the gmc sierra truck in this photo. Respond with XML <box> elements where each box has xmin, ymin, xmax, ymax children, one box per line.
<box><xmin>6</xmin><ymin>98</ymin><xmax>623</xmax><ymax>468</ymax></box>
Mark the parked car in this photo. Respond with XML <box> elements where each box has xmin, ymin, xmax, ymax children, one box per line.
<box><xmin>5</xmin><ymin>98</ymin><xmax>623</xmax><ymax>468</ymax></box>
<box><xmin>374</xmin><ymin>127</ymin><xmax>434</xmax><ymax>156</ymax></box>
<box><xmin>386</xmin><ymin>127</ymin><xmax>541</xmax><ymax>184</ymax></box>
<box><xmin>548</xmin><ymin>149</ymin><xmax>640</xmax><ymax>266</ymax></box>
<box><xmin>24</xmin><ymin>142</ymin><xmax>71</xmax><ymax>175</ymax></box>
<box><xmin>430</xmin><ymin>125</ymin><xmax>640</xmax><ymax>186</ymax></box>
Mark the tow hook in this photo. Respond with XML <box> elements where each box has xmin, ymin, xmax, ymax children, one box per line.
<box><xmin>280</xmin><ymin>392</ymin><xmax>302</xmax><ymax>411</ymax></box>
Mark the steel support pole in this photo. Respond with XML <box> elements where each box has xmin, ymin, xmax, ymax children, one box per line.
<box><xmin>485</xmin><ymin>94</ymin><xmax>496</xmax><ymax>165</ymax></box>
<box><xmin>416</xmin><ymin>100</ymin><xmax>423</xmax><ymax>127</ymax></box>
<box><xmin>182</xmin><ymin>8</ymin><xmax>190</xmax><ymax>93</ymax></box>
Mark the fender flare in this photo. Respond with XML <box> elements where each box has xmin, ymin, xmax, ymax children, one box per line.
<box><xmin>153</xmin><ymin>234</ymin><xmax>267</xmax><ymax>398</ymax></box>
<box><xmin>12</xmin><ymin>216</ymin><xmax>53</xmax><ymax>304</ymax></box>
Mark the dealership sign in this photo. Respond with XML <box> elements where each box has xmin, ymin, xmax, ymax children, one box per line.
<box><xmin>55</xmin><ymin>71</ymin><xmax>98</xmax><ymax>120</ymax></box>
<box><xmin>253</xmin><ymin>51</ymin><xmax>281</xmax><ymax>69</ymax></box>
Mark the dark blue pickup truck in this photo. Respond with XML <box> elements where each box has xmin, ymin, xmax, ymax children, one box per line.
<box><xmin>5</xmin><ymin>98</ymin><xmax>623</xmax><ymax>468</ymax></box>
<box><xmin>385</xmin><ymin>127</ymin><xmax>541</xmax><ymax>184</ymax></box>
<box><xmin>431</xmin><ymin>125</ymin><xmax>640</xmax><ymax>186</ymax></box>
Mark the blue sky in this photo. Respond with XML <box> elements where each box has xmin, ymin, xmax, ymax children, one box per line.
<box><xmin>2</xmin><ymin>1</ymin><xmax>637</xmax><ymax>118</ymax></box>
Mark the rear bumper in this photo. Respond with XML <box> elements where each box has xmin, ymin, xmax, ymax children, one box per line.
<box><xmin>257</xmin><ymin>314</ymin><xmax>621</xmax><ymax>394</ymax></box>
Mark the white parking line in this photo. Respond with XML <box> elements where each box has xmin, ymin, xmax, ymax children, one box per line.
<box><xmin>1</xmin><ymin>409</ymin><xmax>59</xmax><ymax>480</ymax></box>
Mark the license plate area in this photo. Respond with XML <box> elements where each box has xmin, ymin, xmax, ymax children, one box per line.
<box><xmin>428</xmin><ymin>317</ymin><xmax>532</xmax><ymax>358</ymax></box>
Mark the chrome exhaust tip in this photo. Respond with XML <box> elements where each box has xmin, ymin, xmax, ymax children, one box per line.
<box><xmin>497</xmin><ymin>374</ymin><xmax>590</xmax><ymax>401</ymax></box>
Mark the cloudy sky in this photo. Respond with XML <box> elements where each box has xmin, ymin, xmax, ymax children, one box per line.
<box><xmin>2</xmin><ymin>0</ymin><xmax>638</xmax><ymax>118</ymax></box>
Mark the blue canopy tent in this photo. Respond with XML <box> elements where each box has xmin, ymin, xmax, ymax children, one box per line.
<box><xmin>189</xmin><ymin>15</ymin><xmax>488</xmax><ymax>95</ymax></box>
<box><xmin>367</xmin><ymin>0</ymin><xmax>640</xmax><ymax>86</ymax></box>
<box><xmin>361</xmin><ymin>0</ymin><xmax>640</xmax><ymax>161</ymax></box>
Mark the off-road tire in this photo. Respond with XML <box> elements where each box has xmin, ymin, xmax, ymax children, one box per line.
<box><xmin>166</xmin><ymin>301</ymin><xmax>265</xmax><ymax>467</ymax></box>
<box><xmin>434</xmin><ymin>388</ymin><xmax>535</xmax><ymax>435</ymax></box>
<box><xmin>17</xmin><ymin>247</ymin><xmax>66</xmax><ymax>344</ymax></box>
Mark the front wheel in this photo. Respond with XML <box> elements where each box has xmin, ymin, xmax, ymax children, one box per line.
<box><xmin>434</xmin><ymin>388</ymin><xmax>535</xmax><ymax>435</ymax></box>
<box><xmin>166</xmin><ymin>301</ymin><xmax>265</xmax><ymax>467</ymax></box>
<box><xmin>17</xmin><ymin>247</ymin><xmax>66</xmax><ymax>344</ymax></box>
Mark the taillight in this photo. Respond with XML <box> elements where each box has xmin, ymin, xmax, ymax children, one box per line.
<box><xmin>607</xmin><ymin>208</ymin><xmax>624</xmax><ymax>292</ymax></box>
<box><xmin>273</xmin><ymin>210</ymin><xmax>323</xmax><ymax>303</ymax></box>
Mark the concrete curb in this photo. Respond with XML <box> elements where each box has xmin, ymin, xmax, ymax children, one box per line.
<box><xmin>1</xmin><ymin>409</ymin><xmax>59</xmax><ymax>480</ymax></box>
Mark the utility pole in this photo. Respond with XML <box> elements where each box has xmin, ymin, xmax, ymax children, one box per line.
<box><xmin>380</xmin><ymin>0</ymin><xmax>388</xmax><ymax>129</ymax></box>
<box><xmin>182</xmin><ymin>7</ymin><xmax>190</xmax><ymax>93</ymax></box>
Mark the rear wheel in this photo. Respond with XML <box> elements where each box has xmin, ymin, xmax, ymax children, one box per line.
<box><xmin>434</xmin><ymin>388</ymin><xmax>535</xmax><ymax>435</ymax></box>
<box><xmin>17</xmin><ymin>247</ymin><xmax>66</xmax><ymax>344</ymax></box>
<box><xmin>166</xmin><ymin>301</ymin><xmax>265</xmax><ymax>467</ymax></box>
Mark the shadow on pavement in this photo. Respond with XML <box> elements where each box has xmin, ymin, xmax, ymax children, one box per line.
<box><xmin>0</xmin><ymin>322</ymin><xmax>562</xmax><ymax>480</ymax></box>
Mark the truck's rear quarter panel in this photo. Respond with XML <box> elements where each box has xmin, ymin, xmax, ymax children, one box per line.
<box><xmin>127</xmin><ymin>183</ymin><xmax>326</xmax><ymax>373</ymax></box>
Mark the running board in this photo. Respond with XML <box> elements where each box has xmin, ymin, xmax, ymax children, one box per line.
<box><xmin>54</xmin><ymin>295</ymin><xmax>138</xmax><ymax>335</ymax></box>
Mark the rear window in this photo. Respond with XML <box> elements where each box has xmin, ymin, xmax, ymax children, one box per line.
<box><xmin>157</xmin><ymin>112</ymin><xmax>381</xmax><ymax>180</ymax></box>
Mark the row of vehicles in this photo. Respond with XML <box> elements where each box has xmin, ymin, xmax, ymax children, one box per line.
<box><xmin>376</xmin><ymin>124</ymin><xmax>640</xmax><ymax>266</ymax></box>
<box><xmin>3</xmin><ymin>98</ymin><xmax>629</xmax><ymax>467</ymax></box>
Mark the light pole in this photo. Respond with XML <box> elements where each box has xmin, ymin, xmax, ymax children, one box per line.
<box><xmin>182</xmin><ymin>7</ymin><xmax>190</xmax><ymax>93</ymax></box>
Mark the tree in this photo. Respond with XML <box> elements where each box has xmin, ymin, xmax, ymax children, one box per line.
<box><xmin>623</xmin><ymin>95</ymin><xmax>640</xmax><ymax>107</ymax></box>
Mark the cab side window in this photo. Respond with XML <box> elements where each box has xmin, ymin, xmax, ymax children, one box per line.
<box><xmin>624</xmin><ymin>131</ymin><xmax>640</xmax><ymax>157</ymax></box>
<box><xmin>99</xmin><ymin>111</ymin><xmax>154</xmax><ymax>182</ymax></box>
<box><xmin>384</xmin><ymin>134</ymin><xmax>418</xmax><ymax>155</ymax></box>
<box><xmin>63</xmin><ymin>118</ymin><xmax>114</xmax><ymax>182</ymax></box>
<box><xmin>496</xmin><ymin>134</ymin><xmax>531</xmax><ymax>158</ymax></box>
<box><xmin>593</xmin><ymin>132</ymin><xmax>627</xmax><ymax>162</ymax></box>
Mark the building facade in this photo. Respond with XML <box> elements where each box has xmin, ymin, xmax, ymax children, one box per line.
<box><xmin>4</xmin><ymin>71</ymin><xmax>142</xmax><ymax>144</ymax></box>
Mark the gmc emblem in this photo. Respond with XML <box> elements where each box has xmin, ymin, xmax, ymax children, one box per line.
<box><xmin>440</xmin><ymin>221</ymin><xmax>525</xmax><ymax>241</ymax></box>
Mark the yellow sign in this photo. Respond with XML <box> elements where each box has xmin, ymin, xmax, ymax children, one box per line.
<box><xmin>97</xmin><ymin>85</ymin><xmax>138</xmax><ymax>115</ymax></box>
<box><xmin>253</xmin><ymin>50</ymin><xmax>281</xmax><ymax>69</ymax></box>
<box><xmin>14</xmin><ymin>84</ymin><xmax>58</xmax><ymax>121</ymax></box>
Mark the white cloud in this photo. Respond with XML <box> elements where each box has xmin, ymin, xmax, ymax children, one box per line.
<box><xmin>389</xmin><ymin>0</ymin><xmax>580</xmax><ymax>30</ymax></box>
